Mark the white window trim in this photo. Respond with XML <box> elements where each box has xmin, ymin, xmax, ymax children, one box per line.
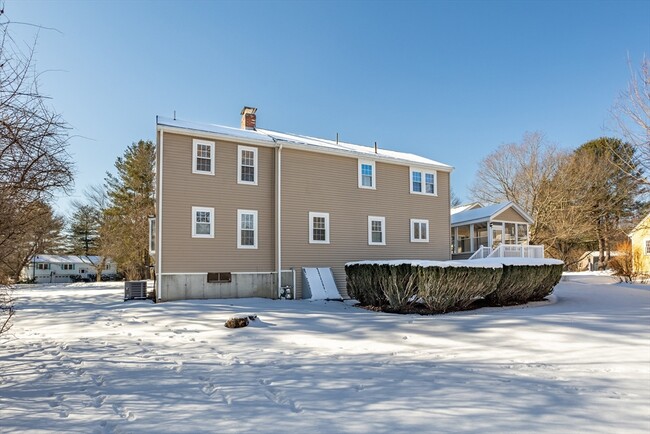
<box><xmin>409</xmin><ymin>167</ymin><xmax>437</xmax><ymax>196</ymax></box>
<box><xmin>358</xmin><ymin>159</ymin><xmax>376</xmax><ymax>190</ymax></box>
<box><xmin>410</xmin><ymin>218</ymin><xmax>429</xmax><ymax>243</ymax></box>
<box><xmin>237</xmin><ymin>209</ymin><xmax>258</xmax><ymax>249</ymax></box>
<box><xmin>237</xmin><ymin>145</ymin><xmax>258</xmax><ymax>186</ymax></box>
<box><xmin>368</xmin><ymin>216</ymin><xmax>386</xmax><ymax>246</ymax></box>
<box><xmin>192</xmin><ymin>139</ymin><xmax>215</xmax><ymax>175</ymax></box>
<box><xmin>309</xmin><ymin>211</ymin><xmax>330</xmax><ymax>244</ymax></box>
<box><xmin>148</xmin><ymin>217</ymin><xmax>156</xmax><ymax>255</ymax></box>
<box><xmin>191</xmin><ymin>206</ymin><xmax>215</xmax><ymax>238</ymax></box>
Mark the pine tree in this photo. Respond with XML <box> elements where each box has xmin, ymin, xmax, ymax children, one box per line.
<box><xmin>101</xmin><ymin>140</ymin><xmax>155</xmax><ymax>280</ymax></box>
<box><xmin>573</xmin><ymin>138</ymin><xmax>645</xmax><ymax>269</ymax></box>
<box><xmin>67</xmin><ymin>204</ymin><xmax>101</xmax><ymax>255</ymax></box>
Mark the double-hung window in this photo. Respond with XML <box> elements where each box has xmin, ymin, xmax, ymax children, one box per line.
<box><xmin>61</xmin><ymin>264</ymin><xmax>75</xmax><ymax>271</ymax></box>
<box><xmin>410</xmin><ymin>218</ymin><xmax>429</xmax><ymax>242</ymax></box>
<box><xmin>37</xmin><ymin>263</ymin><xmax>50</xmax><ymax>270</ymax></box>
<box><xmin>309</xmin><ymin>212</ymin><xmax>330</xmax><ymax>244</ymax></box>
<box><xmin>645</xmin><ymin>240</ymin><xmax>650</xmax><ymax>255</ymax></box>
<box><xmin>237</xmin><ymin>210</ymin><xmax>258</xmax><ymax>249</ymax></box>
<box><xmin>192</xmin><ymin>139</ymin><xmax>215</xmax><ymax>175</ymax></box>
<box><xmin>192</xmin><ymin>206</ymin><xmax>214</xmax><ymax>238</ymax></box>
<box><xmin>358</xmin><ymin>160</ymin><xmax>376</xmax><ymax>189</ymax></box>
<box><xmin>238</xmin><ymin>145</ymin><xmax>258</xmax><ymax>185</ymax></box>
<box><xmin>410</xmin><ymin>168</ymin><xmax>437</xmax><ymax>196</ymax></box>
<box><xmin>368</xmin><ymin>216</ymin><xmax>386</xmax><ymax>245</ymax></box>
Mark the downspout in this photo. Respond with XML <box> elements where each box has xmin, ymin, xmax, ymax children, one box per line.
<box><xmin>156</xmin><ymin>126</ymin><xmax>164</xmax><ymax>301</ymax></box>
<box><xmin>276</xmin><ymin>143</ymin><xmax>283</xmax><ymax>298</ymax></box>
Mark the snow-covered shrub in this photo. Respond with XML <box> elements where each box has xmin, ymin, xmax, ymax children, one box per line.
<box><xmin>485</xmin><ymin>265</ymin><xmax>548</xmax><ymax>305</ymax></box>
<box><xmin>529</xmin><ymin>264</ymin><xmax>563</xmax><ymax>301</ymax></box>
<box><xmin>345</xmin><ymin>262</ymin><xmax>386</xmax><ymax>306</ymax></box>
<box><xmin>476</xmin><ymin>259</ymin><xmax>565</xmax><ymax>305</ymax></box>
<box><xmin>376</xmin><ymin>263</ymin><xmax>418</xmax><ymax>310</ymax></box>
<box><xmin>346</xmin><ymin>261</ymin><xmax>502</xmax><ymax>313</ymax></box>
<box><xmin>416</xmin><ymin>264</ymin><xmax>502</xmax><ymax>313</ymax></box>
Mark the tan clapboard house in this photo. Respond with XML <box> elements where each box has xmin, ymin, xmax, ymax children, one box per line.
<box><xmin>153</xmin><ymin>107</ymin><xmax>452</xmax><ymax>301</ymax></box>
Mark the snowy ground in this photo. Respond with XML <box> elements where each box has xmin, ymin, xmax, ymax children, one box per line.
<box><xmin>1</xmin><ymin>275</ymin><xmax>649</xmax><ymax>433</ymax></box>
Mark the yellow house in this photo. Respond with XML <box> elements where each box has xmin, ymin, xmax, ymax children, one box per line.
<box><xmin>629</xmin><ymin>213</ymin><xmax>650</xmax><ymax>274</ymax></box>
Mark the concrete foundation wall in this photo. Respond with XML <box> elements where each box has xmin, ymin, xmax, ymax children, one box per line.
<box><xmin>159</xmin><ymin>271</ymin><xmax>294</xmax><ymax>302</ymax></box>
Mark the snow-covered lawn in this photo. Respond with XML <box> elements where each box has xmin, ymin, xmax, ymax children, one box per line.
<box><xmin>1</xmin><ymin>275</ymin><xmax>649</xmax><ymax>433</ymax></box>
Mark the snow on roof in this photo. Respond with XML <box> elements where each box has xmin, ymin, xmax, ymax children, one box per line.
<box><xmin>451</xmin><ymin>203</ymin><xmax>482</xmax><ymax>215</ymax></box>
<box><xmin>33</xmin><ymin>255</ymin><xmax>106</xmax><ymax>264</ymax></box>
<box><xmin>451</xmin><ymin>201</ymin><xmax>533</xmax><ymax>225</ymax></box>
<box><xmin>451</xmin><ymin>202</ymin><xmax>510</xmax><ymax>225</ymax></box>
<box><xmin>156</xmin><ymin>116</ymin><xmax>452</xmax><ymax>171</ymax></box>
<box><xmin>157</xmin><ymin>116</ymin><xmax>274</xmax><ymax>143</ymax></box>
<box><xmin>257</xmin><ymin>128</ymin><xmax>452</xmax><ymax>170</ymax></box>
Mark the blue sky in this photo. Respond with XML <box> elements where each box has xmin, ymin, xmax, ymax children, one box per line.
<box><xmin>7</xmin><ymin>0</ymin><xmax>650</xmax><ymax>214</ymax></box>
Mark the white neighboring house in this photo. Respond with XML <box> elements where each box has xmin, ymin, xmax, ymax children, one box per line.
<box><xmin>21</xmin><ymin>255</ymin><xmax>118</xmax><ymax>283</ymax></box>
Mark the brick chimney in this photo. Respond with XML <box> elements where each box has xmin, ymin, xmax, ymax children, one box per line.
<box><xmin>240</xmin><ymin>106</ymin><xmax>257</xmax><ymax>130</ymax></box>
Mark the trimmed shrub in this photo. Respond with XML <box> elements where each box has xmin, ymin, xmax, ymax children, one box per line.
<box><xmin>486</xmin><ymin>263</ymin><xmax>564</xmax><ymax>305</ymax></box>
<box><xmin>345</xmin><ymin>259</ymin><xmax>564</xmax><ymax>314</ymax></box>
<box><xmin>345</xmin><ymin>263</ymin><xmax>386</xmax><ymax>306</ymax></box>
<box><xmin>377</xmin><ymin>263</ymin><xmax>418</xmax><ymax>310</ymax></box>
<box><xmin>416</xmin><ymin>265</ymin><xmax>502</xmax><ymax>313</ymax></box>
<box><xmin>529</xmin><ymin>264</ymin><xmax>563</xmax><ymax>301</ymax></box>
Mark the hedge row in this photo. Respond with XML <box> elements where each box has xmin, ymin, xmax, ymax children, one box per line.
<box><xmin>345</xmin><ymin>259</ymin><xmax>563</xmax><ymax>314</ymax></box>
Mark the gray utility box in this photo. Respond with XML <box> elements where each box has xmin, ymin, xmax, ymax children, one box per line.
<box><xmin>124</xmin><ymin>280</ymin><xmax>148</xmax><ymax>301</ymax></box>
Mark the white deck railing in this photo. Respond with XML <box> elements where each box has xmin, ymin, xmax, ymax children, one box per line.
<box><xmin>468</xmin><ymin>244</ymin><xmax>544</xmax><ymax>260</ymax></box>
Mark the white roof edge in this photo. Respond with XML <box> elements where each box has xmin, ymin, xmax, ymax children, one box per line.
<box><xmin>156</xmin><ymin>116</ymin><xmax>453</xmax><ymax>172</ymax></box>
<box><xmin>451</xmin><ymin>201</ymin><xmax>534</xmax><ymax>226</ymax></box>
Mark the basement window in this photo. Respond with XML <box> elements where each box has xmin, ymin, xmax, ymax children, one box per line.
<box><xmin>207</xmin><ymin>272</ymin><xmax>232</xmax><ymax>283</ymax></box>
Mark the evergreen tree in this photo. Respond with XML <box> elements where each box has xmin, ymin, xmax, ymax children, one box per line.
<box><xmin>572</xmin><ymin>138</ymin><xmax>645</xmax><ymax>269</ymax></box>
<box><xmin>67</xmin><ymin>204</ymin><xmax>101</xmax><ymax>255</ymax></box>
<box><xmin>101</xmin><ymin>140</ymin><xmax>155</xmax><ymax>280</ymax></box>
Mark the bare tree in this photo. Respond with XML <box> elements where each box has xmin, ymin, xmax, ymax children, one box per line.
<box><xmin>611</xmin><ymin>56</ymin><xmax>650</xmax><ymax>183</ymax></box>
<box><xmin>0</xmin><ymin>11</ymin><xmax>74</xmax><ymax>334</ymax></box>
<box><xmin>0</xmin><ymin>201</ymin><xmax>64</xmax><ymax>281</ymax></box>
<box><xmin>470</xmin><ymin>132</ymin><xmax>566</xmax><ymax>241</ymax></box>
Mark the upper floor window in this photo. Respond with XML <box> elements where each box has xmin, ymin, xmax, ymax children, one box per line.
<box><xmin>410</xmin><ymin>218</ymin><xmax>429</xmax><ymax>242</ymax></box>
<box><xmin>410</xmin><ymin>168</ymin><xmax>437</xmax><ymax>196</ymax></box>
<box><xmin>309</xmin><ymin>212</ymin><xmax>330</xmax><ymax>244</ymax></box>
<box><xmin>368</xmin><ymin>216</ymin><xmax>386</xmax><ymax>245</ymax></box>
<box><xmin>192</xmin><ymin>139</ymin><xmax>215</xmax><ymax>175</ymax></box>
<box><xmin>645</xmin><ymin>239</ymin><xmax>650</xmax><ymax>255</ymax></box>
<box><xmin>61</xmin><ymin>264</ymin><xmax>75</xmax><ymax>271</ymax></box>
<box><xmin>192</xmin><ymin>206</ymin><xmax>214</xmax><ymax>238</ymax></box>
<box><xmin>358</xmin><ymin>160</ymin><xmax>376</xmax><ymax>189</ymax></box>
<box><xmin>37</xmin><ymin>263</ymin><xmax>50</xmax><ymax>270</ymax></box>
<box><xmin>238</xmin><ymin>145</ymin><xmax>258</xmax><ymax>185</ymax></box>
<box><xmin>237</xmin><ymin>209</ymin><xmax>258</xmax><ymax>249</ymax></box>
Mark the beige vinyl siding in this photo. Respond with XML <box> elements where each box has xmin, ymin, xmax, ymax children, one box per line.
<box><xmin>494</xmin><ymin>207</ymin><xmax>528</xmax><ymax>223</ymax></box>
<box><xmin>280</xmin><ymin>148</ymin><xmax>450</xmax><ymax>298</ymax></box>
<box><xmin>159</xmin><ymin>132</ymin><xmax>275</xmax><ymax>273</ymax></box>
